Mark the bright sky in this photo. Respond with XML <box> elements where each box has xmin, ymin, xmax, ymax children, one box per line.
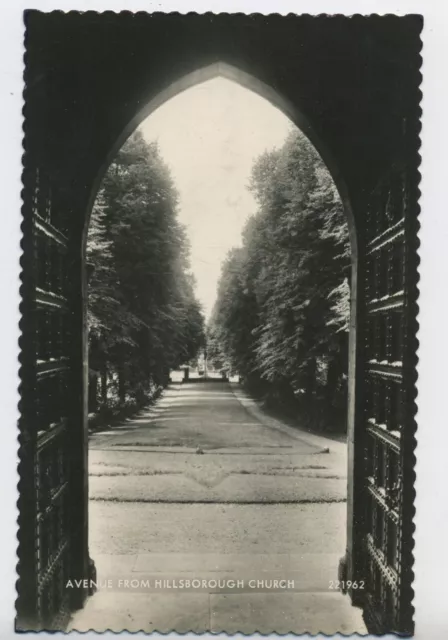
<box><xmin>139</xmin><ymin>77</ymin><xmax>292</xmax><ymax>319</ymax></box>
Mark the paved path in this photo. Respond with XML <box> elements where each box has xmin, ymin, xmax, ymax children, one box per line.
<box><xmin>69</xmin><ymin>381</ymin><xmax>366</xmax><ymax>634</ymax></box>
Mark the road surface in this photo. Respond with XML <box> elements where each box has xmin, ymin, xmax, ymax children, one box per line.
<box><xmin>69</xmin><ymin>381</ymin><xmax>366</xmax><ymax>634</ymax></box>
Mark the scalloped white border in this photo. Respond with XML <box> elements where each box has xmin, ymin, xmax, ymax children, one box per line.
<box><xmin>1</xmin><ymin>2</ymin><xmax>447</xmax><ymax>640</ymax></box>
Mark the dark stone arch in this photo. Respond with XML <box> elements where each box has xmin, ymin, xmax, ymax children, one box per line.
<box><xmin>80</xmin><ymin>62</ymin><xmax>362</xmax><ymax>600</ymax></box>
<box><xmin>83</xmin><ymin>60</ymin><xmax>357</xmax><ymax>251</ymax></box>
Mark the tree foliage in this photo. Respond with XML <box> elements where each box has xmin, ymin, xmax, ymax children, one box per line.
<box><xmin>209</xmin><ymin>129</ymin><xmax>351</xmax><ymax>430</ymax></box>
<box><xmin>87</xmin><ymin>130</ymin><xmax>205</xmax><ymax>411</ymax></box>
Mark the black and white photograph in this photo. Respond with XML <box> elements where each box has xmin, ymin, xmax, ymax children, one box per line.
<box><xmin>15</xmin><ymin>8</ymin><xmax>424</xmax><ymax>636</ymax></box>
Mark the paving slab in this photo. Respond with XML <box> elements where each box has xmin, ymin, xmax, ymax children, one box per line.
<box><xmin>90</xmin><ymin>472</ymin><xmax>346</xmax><ymax>502</ymax></box>
<box><xmin>69</xmin><ymin>592</ymin><xmax>210</xmax><ymax>633</ymax></box>
<box><xmin>88</xmin><ymin>502</ymin><xmax>347</xmax><ymax>555</ymax></box>
<box><xmin>210</xmin><ymin>592</ymin><xmax>366</xmax><ymax>635</ymax></box>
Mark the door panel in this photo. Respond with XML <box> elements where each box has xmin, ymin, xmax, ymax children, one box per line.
<box><xmin>18</xmin><ymin>163</ymin><xmax>73</xmax><ymax>629</ymax></box>
<box><xmin>362</xmin><ymin>164</ymin><xmax>414</xmax><ymax>633</ymax></box>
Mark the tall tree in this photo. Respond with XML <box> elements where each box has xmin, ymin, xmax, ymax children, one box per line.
<box><xmin>87</xmin><ymin>130</ymin><xmax>205</xmax><ymax>411</ymax></box>
<box><xmin>210</xmin><ymin>129</ymin><xmax>350</xmax><ymax>430</ymax></box>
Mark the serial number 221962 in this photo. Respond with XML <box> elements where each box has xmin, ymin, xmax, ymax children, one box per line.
<box><xmin>329</xmin><ymin>580</ymin><xmax>365</xmax><ymax>590</ymax></box>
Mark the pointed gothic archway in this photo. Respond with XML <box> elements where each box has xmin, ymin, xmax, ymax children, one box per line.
<box><xmin>19</xmin><ymin>12</ymin><xmax>421</xmax><ymax>634</ymax></box>
<box><xmin>81</xmin><ymin>63</ymin><xmax>361</xmax><ymax>628</ymax></box>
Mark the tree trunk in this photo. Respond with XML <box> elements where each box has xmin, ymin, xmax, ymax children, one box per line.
<box><xmin>326</xmin><ymin>356</ymin><xmax>339</xmax><ymax>407</ymax></box>
<box><xmin>305</xmin><ymin>357</ymin><xmax>316</xmax><ymax>401</ymax></box>
<box><xmin>118</xmin><ymin>365</ymin><xmax>126</xmax><ymax>403</ymax></box>
<box><xmin>100</xmin><ymin>367</ymin><xmax>108</xmax><ymax>406</ymax></box>
<box><xmin>88</xmin><ymin>374</ymin><xmax>98</xmax><ymax>413</ymax></box>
